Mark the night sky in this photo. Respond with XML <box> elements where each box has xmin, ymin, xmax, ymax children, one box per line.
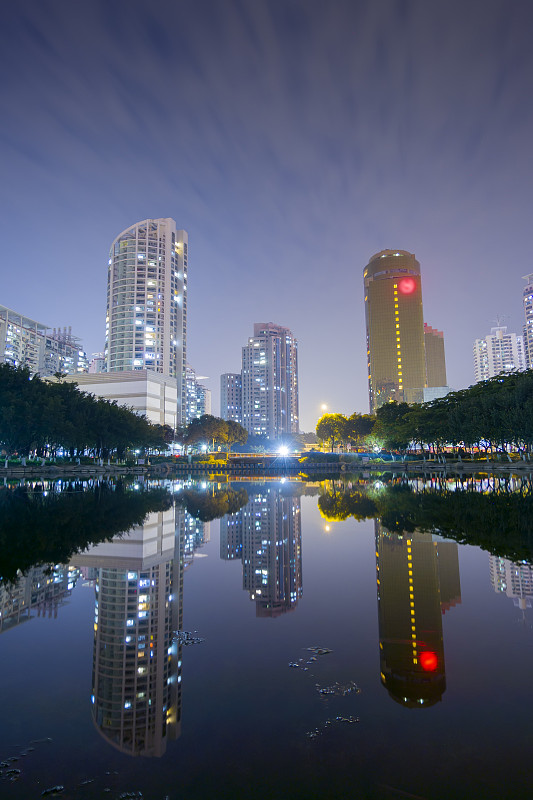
<box><xmin>2</xmin><ymin>0</ymin><xmax>533</xmax><ymax>430</ymax></box>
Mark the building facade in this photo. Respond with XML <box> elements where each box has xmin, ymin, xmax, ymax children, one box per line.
<box><xmin>0</xmin><ymin>305</ymin><xmax>47</xmax><ymax>375</ymax></box>
<box><xmin>185</xmin><ymin>364</ymin><xmax>211</xmax><ymax>425</ymax></box>
<box><xmin>43</xmin><ymin>327</ymin><xmax>89</xmax><ymax>377</ymax></box>
<box><xmin>522</xmin><ymin>274</ymin><xmax>533</xmax><ymax>369</ymax></box>
<box><xmin>105</xmin><ymin>218</ymin><xmax>188</xmax><ymax>424</ymax></box>
<box><xmin>241</xmin><ymin>323</ymin><xmax>299</xmax><ymax>440</ymax></box>
<box><xmin>60</xmin><ymin>371</ymin><xmax>179</xmax><ymax>428</ymax></box>
<box><xmin>220</xmin><ymin>373</ymin><xmax>242</xmax><ymax>423</ymax></box>
<box><xmin>473</xmin><ymin>326</ymin><xmax>525</xmax><ymax>382</ymax></box>
<box><xmin>0</xmin><ymin>305</ymin><xmax>88</xmax><ymax>378</ymax></box>
<box><xmin>364</xmin><ymin>250</ymin><xmax>448</xmax><ymax>412</ymax></box>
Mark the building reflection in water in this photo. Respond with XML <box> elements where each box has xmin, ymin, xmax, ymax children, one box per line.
<box><xmin>490</xmin><ymin>556</ymin><xmax>533</xmax><ymax>615</ymax></box>
<box><xmin>375</xmin><ymin>521</ymin><xmax>461</xmax><ymax>708</ymax></box>
<box><xmin>220</xmin><ymin>486</ymin><xmax>302</xmax><ymax>617</ymax></box>
<box><xmin>73</xmin><ymin>502</ymin><xmax>205</xmax><ymax>757</ymax></box>
<box><xmin>0</xmin><ymin>565</ymin><xmax>80</xmax><ymax>633</ymax></box>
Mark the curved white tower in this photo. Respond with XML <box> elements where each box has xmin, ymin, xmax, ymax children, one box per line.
<box><xmin>105</xmin><ymin>218</ymin><xmax>187</xmax><ymax>421</ymax></box>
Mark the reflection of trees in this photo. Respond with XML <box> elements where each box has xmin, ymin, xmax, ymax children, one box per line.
<box><xmin>318</xmin><ymin>481</ymin><xmax>533</xmax><ymax>562</ymax></box>
<box><xmin>0</xmin><ymin>483</ymin><xmax>172</xmax><ymax>584</ymax></box>
<box><xmin>177</xmin><ymin>487</ymin><xmax>248</xmax><ymax>522</ymax></box>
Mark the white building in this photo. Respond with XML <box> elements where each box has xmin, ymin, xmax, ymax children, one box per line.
<box><xmin>0</xmin><ymin>305</ymin><xmax>88</xmax><ymax>378</ymax></box>
<box><xmin>523</xmin><ymin>274</ymin><xmax>533</xmax><ymax>369</ymax></box>
<box><xmin>105</xmin><ymin>218</ymin><xmax>188</xmax><ymax>424</ymax></box>
<box><xmin>60</xmin><ymin>371</ymin><xmax>178</xmax><ymax>429</ymax></box>
<box><xmin>220</xmin><ymin>373</ymin><xmax>242</xmax><ymax>422</ymax></box>
<box><xmin>241</xmin><ymin>322</ymin><xmax>299</xmax><ymax>440</ymax></box>
<box><xmin>0</xmin><ymin>305</ymin><xmax>46</xmax><ymax>375</ymax></box>
<box><xmin>473</xmin><ymin>326</ymin><xmax>525</xmax><ymax>382</ymax></box>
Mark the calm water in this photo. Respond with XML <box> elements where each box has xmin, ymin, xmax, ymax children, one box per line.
<box><xmin>1</xmin><ymin>476</ymin><xmax>533</xmax><ymax>799</ymax></box>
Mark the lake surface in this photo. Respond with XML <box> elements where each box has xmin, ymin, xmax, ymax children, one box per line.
<box><xmin>1</xmin><ymin>475</ymin><xmax>533</xmax><ymax>799</ymax></box>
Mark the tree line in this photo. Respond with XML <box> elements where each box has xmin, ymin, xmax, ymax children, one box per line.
<box><xmin>175</xmin><ymin>414</ymin><xmax>248</xmax><ymax>452</ymax></box>
<box><xmin>316</xmin><ymin>371</ymin><xmax>533</xmax><ymax>456</ymax></box>
<box><xmin>0</xmin><ymin>364</ymin><xmax>169</xmax><ymax>459</ymax></box>
<box><xmin>318</xmin><ymin>477</ymin><xmax>533</xmax><ymax>563</ymax></box>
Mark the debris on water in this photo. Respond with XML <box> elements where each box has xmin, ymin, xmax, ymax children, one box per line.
<box><xmin>0</xmin><ymin>761</ymin><xmax>9</xmax><ymax>768</ymax></box>
<box><xmin>305</xmin><ymin>729</ymin><xmax>321</xmax><ymax>739</ymax></box>
<box><xmin>288</xmin><ymin>662</ymin><xmax>300</xmax><ymax>668</ymax></box>
<box><xmin>306</xmin><ymin>646</ymin><xmax>332</xmax><ymax>656</ymax></box>
<box><xmin>174</xmin><ymin>630</ymin><xmax>205</xmax><ymax>646</ymax></box>
<box><xmin>316</xmin><ymin>681</ymin><xmax>361</xmax><ymax>698</ymax></box>
<box><xmin>78</xmin><ymin>778</ymin><xmax>95</xmax><ymax>786</ymax></box>
<box><xmin>5</xmin><ymin>768</ymin><xmax>21</xmax><ymax>777</ymax></box>
<box><xmin>41</xmin><ymin>786</ymin><xmax>64</xmax><ymax>797</ymax></box>
<box><xmin>30</xmin><ymin>737</ymin><xmax>53</xmax><ymax>744</ymax></box>
<box><xmin>332</xmin><ymin>715</ymin><xmax>360</xmax><ymax>724</ymax></box>
<box><xmin>118</xmin><ymin>792</ymin><xmax>143</xmax><ymax>799</ymax></box>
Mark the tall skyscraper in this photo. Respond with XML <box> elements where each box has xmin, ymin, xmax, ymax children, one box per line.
<box><xmin>105</xmin><ymin>218</ymin><xmax>188</xmax><ymax>422</ymax></box>
<box><xmin>220</xmin><ymin>373</ymin><xmax>242</xmax><ymax>423</ymax></box>
<box><xmin>241</xmin><ymin>323</ymin><xmax>299</xmax><ymax>439</ymax></box>
<box><xmin>364</xmin><ymin>250</ymin><xmax>448</xmax><ymax>412</ymax></box>
<box><xmin>473</xmin><ymin>326</ymin><xmax>525</xmax><ymax>382</ymax></box>
<box><xmin>522</xmin><ymin>274</ymin><xmax>533</xmax><ymax>369</ymax></box>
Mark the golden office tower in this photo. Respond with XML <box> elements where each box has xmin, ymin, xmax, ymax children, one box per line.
<box><xmin>364</xmin><ymin>250</ymin><xmax>446</xmax><ymax>412</ymax></box>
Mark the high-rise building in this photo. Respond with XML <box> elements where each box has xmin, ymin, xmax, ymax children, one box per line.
<box><xmin>105</xmin><ymin>218</ymin><xmax>188</xmax><ymax>424</ymax></box>
<box><xmin>473</xmin><ymin>326</ymin><xmax>525</xmax><ymax>382</ymax></box>
<box><xmin>424</xmin><ymin>324</ymin><xmax>447</xmax><ymax>388</ymax></box>
<box><xmin>0</xmin><ymin>305</ymin><xmax>46</xmax><ymax>375</ymax></box>
<box><xmin>522</xmin><ymin>274</ymin><xmax>533</xmax><ymax>369</ymax></box>
<box><xmin>220</xmin><ymin>373</ymin><xmax>242</xmax><ymax>423</ymax></box>
<box><xmin>185</xmin><ymin>364</ymin><xmax>211</xmax><ymax>424</ymax></box>
<box><xmin>364</xmin><ymin>250</ymin><xmax>447</xmax><ymax>412</ymax></box>
<box><xmin>0</xmin><ymin>304</ymin><xmax>88</xmax><ymax>378</ymax></box>
<box><xmin>241</xmin><ymin>323</ymin><xmax>299</xmax><ymax>439</ymax></box>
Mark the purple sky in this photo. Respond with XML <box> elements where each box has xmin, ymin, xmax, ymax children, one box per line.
<box><xmin>1</xmin><ymin>0</ymin><xmax>532</xmax><ymax>431</ymax></box>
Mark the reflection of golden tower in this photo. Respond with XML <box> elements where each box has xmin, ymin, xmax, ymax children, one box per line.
<box><xmin>74</xmin><ymin>505</ymin><xmax>184</xmax><ymax>756</ymax></box>
<box><xmin>375</xmin><ymin>522</ymin><xmax>460</xmax><ymax>708</ymax></box>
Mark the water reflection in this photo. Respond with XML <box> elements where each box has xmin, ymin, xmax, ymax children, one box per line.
<box><xmin>220</xmin><ymin>485</ymin><xmax>303</xmax><ymax>616</ymax></box>
<box><xmin>74</xmin><ymin>504</ymin><xmax>187</xmax><ymax>757</ymax></box>
<box><xmin>0</xmin><ymin>565</ymin><xmax>80</xmax><ymax>632</ymax></box>
<box><xmin>376</xmin><ymin>522</ymin><xmax>461</xmax><ymax>708</ymax></box>
<box><xmin>490</xmin><ymin>556</ymin><xmax>533</xmax><ymax>615</ymax></box>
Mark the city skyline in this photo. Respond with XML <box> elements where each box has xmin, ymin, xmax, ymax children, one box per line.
<box><xmin>2</xmin><ymin>1</ymin><xmax>533</xmax><ymax>430</ymax></box>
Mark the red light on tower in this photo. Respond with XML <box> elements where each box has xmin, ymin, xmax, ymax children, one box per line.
<box><xmin>398</xmin><ymin>277</ymin><xmax>416</xmax><ymax>295</ymax></box>
<box><xmin>419</xmin><ymin>651</ymin><xmax>438</xmax><ymax>671</ymax></box>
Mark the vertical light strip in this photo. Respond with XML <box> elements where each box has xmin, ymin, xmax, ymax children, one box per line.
<box><xmin>393</xmin><ymin>284</ymin><xmax>402</xmax><ymax>387</ymax></box>
<box><xmin>406</xmin><ymin>538</ymin><xmax>417</xmax><ymax>664</ymax></box>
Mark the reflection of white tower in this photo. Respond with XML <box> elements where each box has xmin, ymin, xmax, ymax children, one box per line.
<box><xmin>489</xmin><ymin>556</ymin><xmax>533</xmax><ymax>612</ymax></box>
<box><xmin>74</xmin><ymin>504</ymin><xmax>184</xmax><ymax>757</ymax></box>
<box><xmin>222</xmin><ymin>487</ymin><xmax>302</xmax><ymax>617</ymax></box>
